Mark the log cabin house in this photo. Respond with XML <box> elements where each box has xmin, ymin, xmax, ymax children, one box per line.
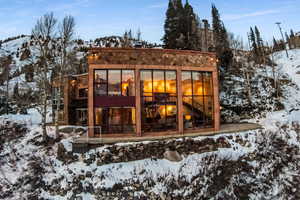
<box><xmin>52</xmin><ymin>48</ymin><xmax>220</xmax><ymax>138</ymax></box>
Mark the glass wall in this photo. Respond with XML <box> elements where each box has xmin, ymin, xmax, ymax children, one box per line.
<box><xmin>140</xmin><ymin>70</ymin><xmax>177</xmax><ymax>132</ymax></box>
<box><xmin>94</xmin><ymin>69</ymin><xmax>135</xmax><ymax>96</ymax></box>
<box><xmin>182</xmin><ymin>71</ymin><xmax>213</xmax><ymax>130</ymax></box>
<box><xmin>94</xmin><ymin>107</ymin><xmax>136</xmax><ymax>134</ymax></box>
<box><xmin>94</xmin><ymin>69</ymin><xmax>136</xmax><ymax>134</ymax></box>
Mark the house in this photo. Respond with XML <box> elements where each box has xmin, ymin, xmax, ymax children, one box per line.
<box><xmin>52</xmin><ymin>73</ymin><xmax>88</xmax><ymax>126</ymax></box>
<box><xmin>53</xmin><ymin>48</ymin><xmax>220</xmax><ymax>138</ymax></box>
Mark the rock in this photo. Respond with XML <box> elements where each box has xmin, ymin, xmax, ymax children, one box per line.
<box><xmin>86</xmin><ymin>171</ymin><xmax>92</xmax><ymax>178</ymax></box>
<box><xmin>57</xmin><ymin>143</ymin><xmax>67</xmax><ymax>161</ymax></box>
<box><xmin>232</xmin><ymin>115</ymin><xmax>240</xmax><ymax>123</ymax></box>
<box><xmin>78</xmin><ymin>175</ymin><xmax>85</xmax><ymax>180</ymax></box>
<box><xmin>163</xmin><ymin>150</ymin><xmax>182</xmax><ymax>162</ymax></box>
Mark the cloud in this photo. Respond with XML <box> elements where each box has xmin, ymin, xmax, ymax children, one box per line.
<box><xmin>223</xmin><ymin>10</ymin><xmax>280</xmax><ymax>21</ymax></box>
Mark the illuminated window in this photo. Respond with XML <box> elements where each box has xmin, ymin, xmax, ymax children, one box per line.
<box><xmin>122</xmin><ymin>70</ymin><xmax>135</xmax><ymax>96</ymax></box>
<box><xmin>94</xmin><ymin>107</ymin><xmax>136</xmax><ymax>134</ymax></box>
<box><xmin>94</xmin><ymin>69</ymin><xmax>135</xmax><ymax>96</ymax></box>
<box><xmin>182</xmin><ymin>71</ymin><xmax>213</xmax><ymax>129</ymax></box>
<box><xmin>108</xmin><ymin>70</ymin><xmax>121</xmax><ymax>96</ymax></box>
<box><xmin>140</xmin><ymin>69</ymin><xmax>177</xmax><ymax>132</ymax></box>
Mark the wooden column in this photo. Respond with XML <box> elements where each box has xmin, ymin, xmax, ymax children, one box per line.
<box><xmin>88</xmin><ymin>66</ymin><xmax>94</xmax><ymax>137</ymax></box>
<box><xmin>177</xmin><ymin>69</ymin><xmax>184</xmax><ymax>134</ymax></box>
<box><xmin>212</xmin><ymin>70</ymin><xmax>220</xmax><ymax>131</ymax></box>
<box><xmin>63</xmin><ymin>77</ymin><xmax>69</xmax><ymax>124</ymax></box>
<box><xmin>135</xmin><ymin>68</ymin><xmax>142</xmax><ymax>136</ymax></box>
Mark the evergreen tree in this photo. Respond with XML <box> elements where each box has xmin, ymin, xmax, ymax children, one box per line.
<box><xmin>163</xmin><ymin>0</ymin><xmax>179</xmax><ymax>49</ymax></box>
<box><xmin>249</xmin><ymin>27</ymin><xmax>259</xmax><ymax>58</ymax></box>
<box><xmin>211</xmin><ymin>4</ymin><xmax>232</xmax><ymax>72</ymax></box>
<box><xmin>254</xmin><ymin>26</ymin><xmax>264</xmax><ymax>61</ymax></box>
<box><xmin>163</xmin><ymin>0</ymin><xmax>201</xmax><ymax>50</ymax></box>
<box><xmin>273</xmin><ymin>37</ymin><xmax>279</xmax><ymax>51</ymax></box>
<box><xmin>290</xmin><ymin>29</ymin><xmax>295</xmax><ymax>38</ymax></box>
<box><xmin>182</xmin><ymin>0</ymin><xmax>201</xmax><ymax>50</ymax></box>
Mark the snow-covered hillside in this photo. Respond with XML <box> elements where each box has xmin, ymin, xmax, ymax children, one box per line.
<box><xmin>0</xmin><ymin>49</ymin><xmax>300</xmax><ymax>199</ymax></box>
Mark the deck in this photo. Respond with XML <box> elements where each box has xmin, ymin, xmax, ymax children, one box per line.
<box><xmin>73</xmin><ymin>123</ymin><xmax>262</xmax><ymax>145</ymax></box>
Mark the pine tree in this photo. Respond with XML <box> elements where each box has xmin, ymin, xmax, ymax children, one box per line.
<box><xmin>211</xmin><ymin>4</ymin><xmax>232</xmax><ymax>72</ymax></box>
<box><xmin>254</xmin><ymin>26</ymin><xmax>264</xmax><ymax>61</ymax></box>
<box><xmin>182</xmin><ymin>0</ymin><xmax>201</xmax><ymax>50</ymax></box>
<box><xmin>163</xmin><ymin>0</ymin><xmax>179</xmax><ymax>49</ymax></box>
<box><xmin>290</xmin><ymin>29</ymin><xmax>295</xmax><ymax>38</ymax></box>
<box><xmin>249</xmin><ymin>27</ymin><xmax>259</xmax><ymax>58</ymax></box>
<box><xmin>273</xmin><ymin>37</ymin><xmax>279</xmax><ymax>51</ymax></box>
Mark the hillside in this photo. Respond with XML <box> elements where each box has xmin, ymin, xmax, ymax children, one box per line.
<box><xmin>0</xmin><ymin>48</ymin><xmax>299</xmax><ymax>199</ymax></box>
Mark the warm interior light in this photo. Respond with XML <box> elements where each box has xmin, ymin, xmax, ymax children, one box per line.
<box><xmin>143</xmin><ymin>81</ymin><xmax>152</xmax><ymax>93</ymax></box>
<box><xmin>185</xmin><ymin>115</ymin><xmax>191</xmax><ymax>120</ymax></box>
<box><xmin>122</xmin><ymin>83</ymin><xmax>128</xmax><ymax>90</ymax></box>
<box><xmin>186</xmin><ymin>88</ymin><xmax>192</xmax><ymax>95</ymax></box>
<box><xmin>132</xmin><ymin>108</ymin><xmax>136</xmax><ymax>122</ymax></box>
<box><xmin>70</xmin><ymin>80</ymin><xmax>76</xmax><ymax>87</ymax></box>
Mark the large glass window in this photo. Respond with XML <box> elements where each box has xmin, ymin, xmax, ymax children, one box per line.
<box><xmin>182</xmin><ymin>71</ymin><xmax>213</xmax><ymax>129</ymax></box>
<box><xmin>108</xmin><ymin>70</ymin><xmax>121</xmax><ymax>96</ymax></box>
<box><xmin>94</xmin><ymin>70</ymin><xmax>107</xmax><ymax>96</ymax></box>
<box><xmin>141</xmin><ymin>70</ymin><xmax>177</xmax><ymax>133</ymax></box>
<box><xmin>94</xmin><ymin>107</ymin><xmax>136</xmax><ymax>134</ymax></box>
<box><xmin>122</xmin><ymin>70</ymin><xmax>135</xmax><ymax>96</ymax></box>
<box><xmin>94</xmin><ymin>69</ymin><xmax>135</xmax><ymax>96</ymax></box>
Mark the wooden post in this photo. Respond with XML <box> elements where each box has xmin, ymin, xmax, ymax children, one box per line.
<box><xmin>64</xmin><ymin>77</ymin><xmax>69</xmax><ymax>124</ymax></box>
<box><xmin>135</xmin><ymin>68</ymin><xmax>142</xmax><ymax>136</ymax></box>
<box><xmin>212</xmin><ymin>70</ymin><xmax>220</xmax><ymax>131</ymax></box>
<box><xmin>177</xmin><ymin>69</ymin><xmax>184</xmax><ymax>134</ymax></box>
<box><xmin>88</xmin><ymin>66</ymin><xmax>94</xmax><ymax>137</ymax></box>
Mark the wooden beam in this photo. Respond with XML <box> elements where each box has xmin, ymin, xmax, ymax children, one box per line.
<box><xmin>64</xmin><ymin>77</ymin><xmax>69</xmax><ymax>124</ymax></box>
<box><xmin>89</xmin><ymin>64</ymin><xmax>217</xmax><ymax>72</ymax></box>
<box><xmin>177</xmin><ymin>69</ymin><xmax>183</xmax><ymax>135</ymax></box>
<box><xmin>88</xmin><ymin>66</ymin><xmax>94</xmax><ymax>137</ymax></box>
<box><xmin>212</xmin><ymin>70</ymin><xmax>220</xmax><ymax>131</ymax></box>
<box><xmin>135</xmin><ymin>68</ymin><xmax>142</xmax><ymax>137</ymax></box>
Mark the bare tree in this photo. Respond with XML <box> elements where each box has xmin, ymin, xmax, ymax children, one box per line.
<box><xmin>31</xmin><ymin>12</ymin><xmax>57</xmax><ymax>142</ymax></box>
<box><xmin>54</xmin><ymin>15</ymin><xmax>76</xmax><ymax>138</ymax></box>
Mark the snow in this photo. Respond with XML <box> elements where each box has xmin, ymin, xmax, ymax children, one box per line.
<box><xmin>0</xmin><ymin>107</ymin><xmax>52</xmax><ymax>125</ymax></box>
<box><xmin>1</xmin><ymin>45</ymin><xmax>300</xmax><ymax>199</ymax></box>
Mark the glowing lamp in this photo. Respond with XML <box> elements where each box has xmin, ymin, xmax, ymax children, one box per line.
<box><xmin>185</xmin><ymin>115</ymin><xmax>191</xmax><ymax>121</ymax></box>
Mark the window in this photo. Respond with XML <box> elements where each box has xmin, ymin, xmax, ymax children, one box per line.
<box><xmin>94</xmin><ymin>70</ymin><xmax>107</xmax><ymax>96</ymax></box>
<box><xmin>108</xmin><ymin>70</ymin><xmax>121</xmax><ymax>96</ymax></box>
<box><xmin>182</xmin><ymin>71</ymin><xmax>213</xmax><ymax>129</ymax></box>
<box><xmin>76</xmin><ymin>108</ymin><xmax>87</xmax><ymax>125</ymax></box>
<box><xmin>78</xmin><ymin>88</ymin><xmax>88</xmax><ymax>98</ymax></box>
<box><xmin>94</xmin><ymin>69</ymin><xmax>135</xmax><ymax>96</ymax></box>
<box><xmin>94</xmin><ymin>107</ymin><xmax>136</xmax><ymax>134</ymax></box>
<box><xmin>122</xmin><ymin>70</ymin><xmax>135</xmax><ymax>96</ymax></box>
<box><xmin>52</xmin><ymin>87</ymin><xmax>64</xmax><ymax>106</ymax></box>
<box><xmin>141</xmin><ymin>70</ymin><xmax>177</xmax><ymax>133</ymax></box>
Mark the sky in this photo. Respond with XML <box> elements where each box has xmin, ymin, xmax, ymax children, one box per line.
<box><xmin>0</xmin><ymin>0</ymin><xmax>300</xmax><ymax>45</ymax></box>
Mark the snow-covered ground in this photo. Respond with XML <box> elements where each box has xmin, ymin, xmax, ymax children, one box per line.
<box><xmin>0</xmin><ymin>49</ymin><xmax>300</xmax><ymax>199</ymax></box>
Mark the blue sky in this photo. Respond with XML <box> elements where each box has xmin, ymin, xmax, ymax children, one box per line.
<box><xmin>1</xmin><ymin>0</ymin><xmax>300</xmax><ymax>45</ymax></box>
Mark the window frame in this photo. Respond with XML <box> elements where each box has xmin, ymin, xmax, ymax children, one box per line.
<box><xmin>94</xmin><ymin>69</ymin><xmax>135</xmax><ymax>97</ymax></box>
<box><xmin>182</xmin><ymin>71</ymin><xmax>213</xmax><ymax>129</ymax></box>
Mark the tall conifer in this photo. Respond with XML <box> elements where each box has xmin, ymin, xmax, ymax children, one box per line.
<box><xmin>211</xmin><ymin>4</ymin><xmax>232</xmax><ymax>71</ymax></box>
